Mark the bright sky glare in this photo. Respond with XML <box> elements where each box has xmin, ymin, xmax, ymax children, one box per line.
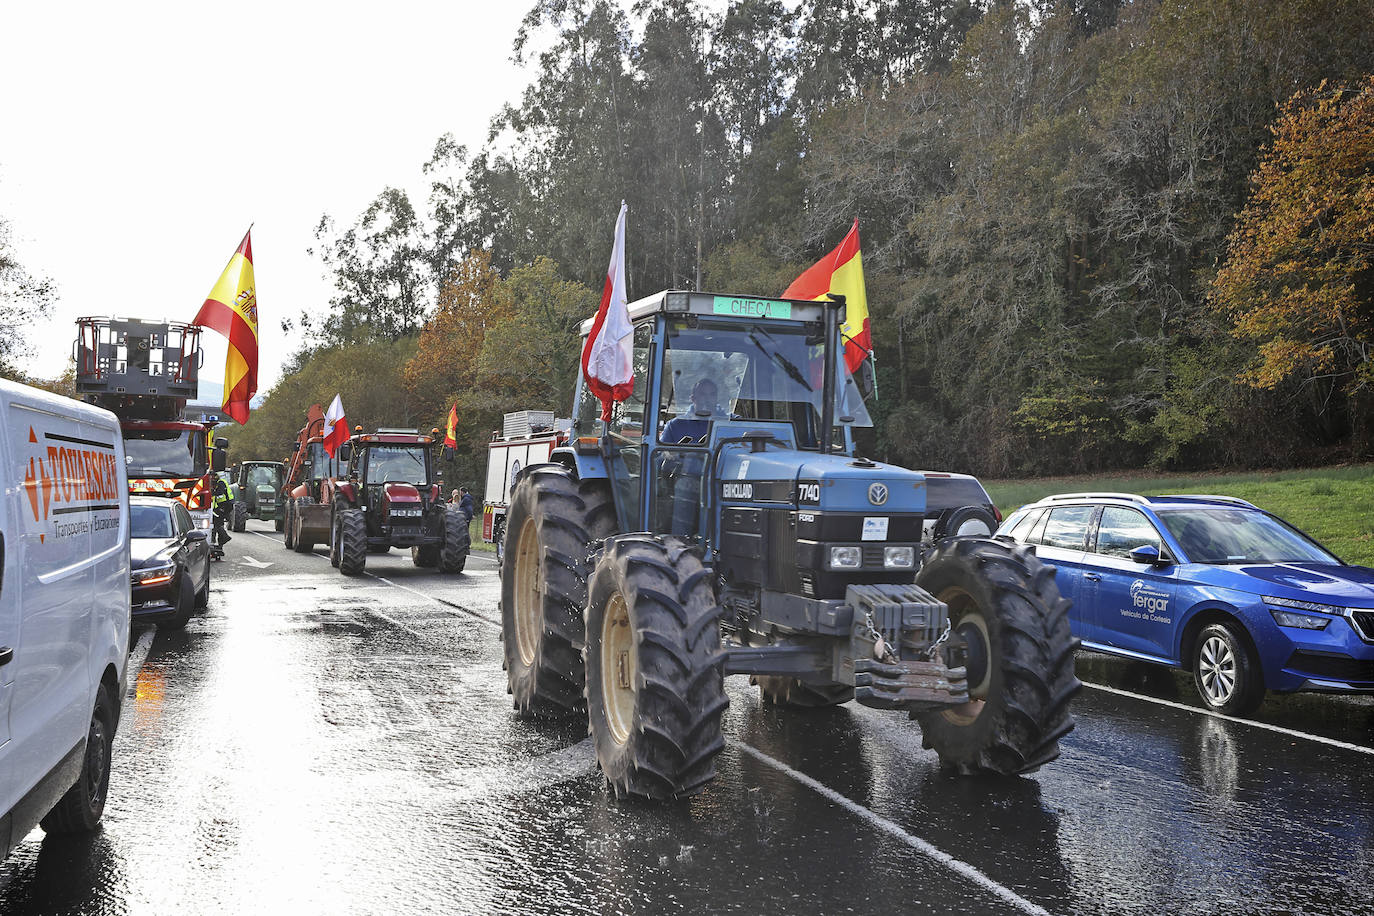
<box><xmin>0</xmin><ymin>1</ymin><xmax>530</xmax><ymax>397</ymax></box>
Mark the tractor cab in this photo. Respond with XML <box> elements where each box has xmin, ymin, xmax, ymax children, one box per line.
<box><xmin>345</xmin><ymin>431</ymin><xmax>436</xmax><ymax>508</ymax></box>
<box><xmin>569</xmin><ymin>291</ymin><xmax>876</xmax><ymax>542</ymax></box>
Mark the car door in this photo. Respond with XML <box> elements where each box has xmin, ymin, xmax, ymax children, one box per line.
<box><xmin>1026</xmin><ymin>505</ymin><xmax>1097</xmax><ymax>640</ymax></box>
<box><xmin>1086</xmin><ymin>505</ymin><xmax>1177</xmax><ymax>660</ymax></box>
<box><xmin>174</xmin><ymin>504</ymin><xmax>206</xmax><ymax>589</ymax></box>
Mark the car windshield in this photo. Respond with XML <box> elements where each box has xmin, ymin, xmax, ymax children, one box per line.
<box><xmin>1155</xmin><ymin>507</ymin><xmax>1339</xmax><ymax>565</ymax></box>
<box><xmin>130</xmin><ymin>504</ymin><xmax>173</xmax><ymax>539</ymax></box>
<box><xmin>125</xmin><ymin>429</ymin><xmax>201</xmax><ymax>478</ymax></box>
<box><xmin>365</xmin><ymin>446</ymin><xmax>428</xmax><ymax>484</ymax></box>
<box><xmin>659</xmin><ymin>318</ymin><xmax>873</xmax><ymax>449</ymax></box>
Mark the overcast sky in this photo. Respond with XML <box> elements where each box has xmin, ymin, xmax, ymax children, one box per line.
<box><xmin>0</xmin><ymin>1</ymin><xmax>530</xmax><ymax>397</ymax></box>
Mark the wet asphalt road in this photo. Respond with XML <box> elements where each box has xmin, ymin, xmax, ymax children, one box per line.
<box><xmin>2</xmin><ymin>520</ymin><xmax>1372</xmax><ymax>915</ymax></box>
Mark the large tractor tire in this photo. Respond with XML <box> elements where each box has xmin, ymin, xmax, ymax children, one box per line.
<box><xmin>283</xmin><ymin>499</ymin><xmax>297</xmax><ymax>549</ymax></box>
<box><xmin>501</xmin><ymin>464</ymin><xmax>616</xmax><ymax>718</ymax></box>
<box><xmin>412</xmin><ymin>545</ymin><xmax>440</xmax><ymax>568</ymax></box>
<box><xmin>293</xmin><ymin>498</ymin><xmax>316</xmax><ymax>553</ymax></box>
<box><xmin>231</xmin><ymin>501</ymin><xmax>248</xmax><ymax>532</ymax></box>
<box><xmin>754</xmin><ymin>676</ymin><xmax>854</xmax><ymax>708</ymax></box>
<box><xmin>913</xmin><ymin>538</ymin><xmax>1079</xmax><ymax>776</ymax></box>
<box><xmin>337</xmin><ymin>509</ymin><xmax>367</xmax><ymax>576</ymax></box>
<box><xmin>585</xmin><ymin>535</ymin><xmax>727</xmax><ymax>800</ymax></box>
<box><xmin>439</xmin><ymin>507</ymin><xmax>470</xmax><ymax>574</ymax></box>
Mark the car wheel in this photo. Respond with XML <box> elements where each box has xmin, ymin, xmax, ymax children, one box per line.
<box><xmin>195</xmin><ymin>563</ymin><xmax>210</xmax><ymax>609</ymax></box>
<box><xmin>1193</xmin><ymin>622</ymin><xmax>1265</xmax><ymax>715</ymax></box>
<box><xmin>162</xmin><ymin>573</ymin><xmax>195</xmax><ymax>630</ymax></box>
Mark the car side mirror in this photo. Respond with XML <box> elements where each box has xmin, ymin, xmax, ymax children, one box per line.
<box><xmin>186</xmin><ymin>530</ymin><xmax>209</xmax><ymax>542</ymax></box>
<box><xmin>1130</xmin><ymin>544</ymin><xmax>1169</xmax><ymax>567</ymax></box>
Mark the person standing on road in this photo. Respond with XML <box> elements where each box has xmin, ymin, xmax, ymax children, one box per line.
<box><xmin>211</xmin><ymin>474</ymin><xmax>233</xmax><ymax>556</ymax></box>
<box><xmin>457</xmin><ymin>486</ymin><xmax>474</xmax><ymax>521</ymax></box>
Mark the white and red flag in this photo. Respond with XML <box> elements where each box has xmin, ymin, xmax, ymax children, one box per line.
<box><xmin>580</xmin><ymin>200</ymin><xmax>633</xmax><ymax>421</ymax></box>
<box><xmin>322</xmin><ymin>394</ymin><xmax>349</xmax><ymax>458</ymax></box>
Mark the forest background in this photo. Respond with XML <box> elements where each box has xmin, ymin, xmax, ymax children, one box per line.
<box><xmin>7</xmin><ymin>0</ymin><xmax>1373</xmax><ymax>491</ymax></box>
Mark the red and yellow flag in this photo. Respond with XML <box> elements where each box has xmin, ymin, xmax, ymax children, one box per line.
<box><xmin>783</xmin><ymin>219</ymin><xmax>871</xmax><ymax>372</ymax></box>
<box><xmin>193</xmin><ymin>229</ymin><xmax>258</xmax><ymax>424</ymax></box>
<box><xmin>443</xmin><ymin>403</ymin><xmax>458</xmax><ymax>449</ymax></box>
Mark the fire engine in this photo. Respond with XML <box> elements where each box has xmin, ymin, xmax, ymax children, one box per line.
<box><xmin>481</xmin><ymin>410</ymin><xmax>567</xmax><ymax>562</ymax></box>
<box><xmin>74</xmin><ymin>317</ymin><xmax>227</xmax><ymax>532</ymax></box>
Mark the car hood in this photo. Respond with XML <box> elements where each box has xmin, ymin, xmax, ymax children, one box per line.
<box><xmin>131</xmin><ymin>537</ymin><xmax>175</xmax><ymax>567</ymax></box>
<box><xmin>1195</xmin><ymin>562</ymin><xmax>1374</xmax><ymax>608</ymax></box>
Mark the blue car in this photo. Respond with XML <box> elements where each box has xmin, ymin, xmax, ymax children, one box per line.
<box><xmin>996</xmin><ymin>493</ymin><xmax>1374</xmax><ymax>714</ymax></box>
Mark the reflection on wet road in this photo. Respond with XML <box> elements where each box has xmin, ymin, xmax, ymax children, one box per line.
<box><xmin>1</xmin><ymin>522</ymin><xmax>1371</xmax><ymax>915</ymax></box>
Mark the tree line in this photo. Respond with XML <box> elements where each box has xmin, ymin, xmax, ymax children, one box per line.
<box><xmin>228</xmin><ymin>0</ymin><xmax>1374</xmax><ymax>487</ymax></box>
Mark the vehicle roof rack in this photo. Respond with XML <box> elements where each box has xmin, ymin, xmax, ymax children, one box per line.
<box><xmin>1044</xmin><ymin>492</ymin><xmax>1147</xmax><ymax>504</ymax></box>
<box><xmin>1156</xmin><ymin>494</ymin><xmax>1258</xmax><ymax>509</ymax></box>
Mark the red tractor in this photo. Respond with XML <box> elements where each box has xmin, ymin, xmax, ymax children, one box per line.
<box><xmin>322</xmin><ymin>429</ymin><xmax>469</xmax><ymax>576</ymax></box>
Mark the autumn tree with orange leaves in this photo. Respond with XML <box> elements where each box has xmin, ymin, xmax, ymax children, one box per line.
<box><xmin>1213</xmin><ymin>77</ymin><xmax>1374</xmax><ymax>451</ymax></box>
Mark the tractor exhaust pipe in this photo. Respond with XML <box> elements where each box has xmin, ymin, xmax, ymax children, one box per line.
<box><xmin>822</xmin><ymin>293</ymin><xmax>844</xmax><ymax>455</ymax></box>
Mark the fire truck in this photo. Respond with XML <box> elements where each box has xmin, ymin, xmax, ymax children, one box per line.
<box><xmin>74</xmin><ymin>317</ymin><xmax>227</xmax><ymax>532</ymax></box>
<box><xmin>481</xmin><ymin>411</ymin><xmax>568</xmax><ymax>563</ymax></box>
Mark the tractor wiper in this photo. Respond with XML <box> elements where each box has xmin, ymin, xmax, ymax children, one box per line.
<box><xmin>748</xmin><ymin>333</ymin><xmax>813</xmax><ymax>392</ymax></box>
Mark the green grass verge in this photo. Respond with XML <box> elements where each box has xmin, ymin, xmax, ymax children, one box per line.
<box><xmin>984</xmin><ymin>464</ymin><xmax>1374</xmax><ymax>567</ymax></box>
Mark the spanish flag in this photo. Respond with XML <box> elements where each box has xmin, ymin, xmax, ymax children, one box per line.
<box><xmin>443</xmin><ymin>402</ymin><xmax>458</xmax><ymax>449</ymax></box>
<box><xmin>783</xmin><ymin>219</ymin><xmax>871</xmax><ymax>373</ymax></box>
<box><xmin>193</xmin><ymin>229</ymin><xmax>258</xmax><ymax>424</ymax></box>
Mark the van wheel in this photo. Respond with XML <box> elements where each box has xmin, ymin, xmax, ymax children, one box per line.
<box><xmin>162</xmin><ymin>573</ymin><xmax>195</xmax><ymax>630</ymax></box>
<box><xmin>41</xmin><ymin>684</ymin><xmax>115</xmax><ymax>833</ymax></box>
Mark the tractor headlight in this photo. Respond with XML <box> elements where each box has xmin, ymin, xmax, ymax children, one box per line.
<box><xmin>829</xmin><ymin>546</ymin><xmax>862</xmax><ymax>569</ymax></box>
<box><xmin>883</xmin><ymin>546</ymin><xmax>916</xmax><ymax>569</ymax></box>
<box><xmin>389</xmin><ymin>507</ymin><xmax>424</xmax><ymax>518</ymax></box>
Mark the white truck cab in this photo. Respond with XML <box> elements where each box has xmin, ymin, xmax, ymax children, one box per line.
<box><xmin>0</xmin><ymin>379</ymin><xmax>131</xmax><ymax>858</ymax></box>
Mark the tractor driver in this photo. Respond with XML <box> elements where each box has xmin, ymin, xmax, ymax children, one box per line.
<box><xmin>661</xmin><ymin>377</ymin><xmax>724</xmax><ymax>445</ymax></box>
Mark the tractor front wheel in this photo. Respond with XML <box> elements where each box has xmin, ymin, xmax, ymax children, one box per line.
<box><xmin>338</xmin><ymin>509</ymin><xmax>367</xmax><ymax>576</ymax></box>
<box><xmin>500</xmin><ymin>465</ymin><xmax>615</xmax><ymax>717</ymax></box>
<box><xmin>283</xmin><ymin>499</ymin><xmax>297</xmax><ymax>549</ymax></box>
<box><xmin>585</xmin><ymin>535</ymin><xmax>727</xmax><ymax>800</ymax></box>
<box><xmin>412</xmin><ymin>545</ymin><xmax>440</xmax><ymax>568</ymax></box>
<box><xmin>232</xmin><ymin>501</ymin><xmax>247</xmax><ymax>532</ymax></box>
<box><xmin>293</xmin><ymin>498</ymin><xmax>315</xmax><ymax>553</ymax></box>
<box><xmin>439</xmin><ymin>507</ymin><xmax>469</xmax><ymax>574</ymax></box>
<box><xmin>913</xmin><ymin>538</ymin><xmax>1079</xmax><ymax>776</ymax></box>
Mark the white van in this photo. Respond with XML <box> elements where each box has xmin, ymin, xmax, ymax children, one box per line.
<box><xmin>0</xmin><ymin>379</ymin><xmax>131</xmax><ymax>858</ymax></box>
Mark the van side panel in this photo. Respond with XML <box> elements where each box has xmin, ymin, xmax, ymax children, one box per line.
<box><xmin>1</xmin><ymin>390</ymin><xmax>129</xmax><ymax>824</ymax></box>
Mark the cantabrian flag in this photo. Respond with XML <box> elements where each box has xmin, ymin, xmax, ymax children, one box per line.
<box><xmin>783</xmin><ymin>219</ymin><xmax>871</xmax><ymax>373</ymax></box>
<box><xmin>193</xmin><ymin>229</ymin><xmax>258</xmax><ymax>424</ymax></box>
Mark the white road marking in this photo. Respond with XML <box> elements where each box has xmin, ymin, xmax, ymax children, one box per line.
<box><xmin>1082</xmin><ymin>681</ymin><xmax>1374</xmax><ymax>756</ymax></box>
<box><xmin>733</xmin><ymin>740</ymin><xmax>1054</xmax><ymax>916</ymax></box>
<box><xmin>239</xmin><ymin>555</ymin><xmax>274</xmax><ymax>569</ymax></box>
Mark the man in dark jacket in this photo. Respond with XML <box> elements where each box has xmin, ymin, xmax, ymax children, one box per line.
<box><xmin>457</xmin><ymin>486</ymin><xmax>474</xmax><ymax>521</ymax></box>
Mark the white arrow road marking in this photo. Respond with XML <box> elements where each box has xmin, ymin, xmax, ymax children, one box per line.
<box><xmin>240</xmin><ymin>556</ymin><xmax>274</xmax><ymax>569</ymax></box>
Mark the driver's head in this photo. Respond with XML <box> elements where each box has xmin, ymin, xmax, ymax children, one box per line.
<box><xmin>691</xmin><ymin>378</ymin><xmax>718</xmax><ymax>412</ymax></box>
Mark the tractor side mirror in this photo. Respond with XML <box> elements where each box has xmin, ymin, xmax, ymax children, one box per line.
<box><xmin>339</xmin><ymin>443</ymin><xmax>352</xmax><ymax>463</ymax></box>
<box><xmin>212</xmin><ymin>449</ymin><xmax>227</xmax><ymax>472</ymax></box>
<box><xmin>1129</xmin><ymin>544</ymin><xmax>1170</xmax><ymax>567</ymax></box>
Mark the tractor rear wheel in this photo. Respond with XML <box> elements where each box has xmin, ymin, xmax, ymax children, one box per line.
<box><xmin>913</xmin><ymin>538</ymin><xmax>1079</xmax><ymax>776</ymax></box>
<box><xmin>338</xmin><ymin>509</ymin><xmax>367</xmax><ymax>576</ymax></box>
<box><xmin>439</xmin><ymin>507</ymin><xmax>469</xmax><ymax>573</ymax></box>
<box><xmin>755</xmin><ymin>677</ymin><xmax>854</xmax><ymax>707</ymax></box>
<box><xmin>283</xmin><ymin>499</ymin><xmax>296</xmax><ymax>549</ymax></box>
<box><xmin>585</xmin><ymin>535</ymin><xmax>727</xmax><ymax>800</ymax></box>
<box><xmin>500</xmin><ymin>465</ymin><xmax>615</xmax><ymax>717</ymax></box>
<box><xmin>232</xmin><ymin>501</ymin><xmax>247</xmax><ymax>532</ymax></box>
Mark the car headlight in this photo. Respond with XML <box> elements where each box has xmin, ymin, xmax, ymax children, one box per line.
<box><xmin>884</xmin><ymin>546</ymin><xmax>915</xmax><ymax>569</ymax></box>
<box><xmin>1269</xmin><ymin>609</ymin><xmax>1331</xmax><ymax>630</ymax></box>
<box><xmin>132</xmin><ymin>563</ymin><xmax>176</xmax><ymax>586</ymax></box>
<box><xmin>1264</xmin><ymin>595</ymin><xmax>1343</xmax><ymax>616</ymax></box>
<box><xmin>829</xmin><ymin>546</ymin><xmax>862</xmax><ymax>569</ymax></box>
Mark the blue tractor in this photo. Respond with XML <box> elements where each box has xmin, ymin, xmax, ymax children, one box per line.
<box><xmin>500</xmin><ymin>290</ymin><xmax>1079</xmax><ymax>799</ymax></box>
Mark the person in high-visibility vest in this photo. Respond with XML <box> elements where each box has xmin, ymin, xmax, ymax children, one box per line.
<box><xmin>211</xmin><ymin>474</ymin><xmax>233</xmax><ymax>555</ymax></box>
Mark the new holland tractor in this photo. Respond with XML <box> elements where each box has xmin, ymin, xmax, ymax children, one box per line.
<box><xmin>500</xmin><ymin>290</ymin><xmax>1079</xmax><ymax>800</ymax></box>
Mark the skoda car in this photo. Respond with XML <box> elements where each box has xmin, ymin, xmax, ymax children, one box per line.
<box><xmin>131</xmin><ymin>495</ymin><xmax>211</xmax><ymax>628</ymax></box>
<box><xmin>996</xmin><ymin>493</ymin><xmax>1374</xmax><ymax>714</ymax></box>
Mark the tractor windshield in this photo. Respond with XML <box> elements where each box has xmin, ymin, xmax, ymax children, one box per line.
<box><xmin>365</xmin><ymin>446</ymin><xmax>429</xmax><ymax>485</ymax></box>
<box><xmin>247</xmin><ymin>465</ymin><xmax>280</xmax><ymax>491</ymax></box>
<box><xmin>658</xmin><ymin>318</ymin><xmax>872</xmax><ymax>449</ymax></box>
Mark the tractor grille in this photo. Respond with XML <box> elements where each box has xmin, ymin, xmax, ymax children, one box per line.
<box><xmin>1351</xmin><ymin>610</ymin><xmax>1374</xmax><ymax>643</ymax></box>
